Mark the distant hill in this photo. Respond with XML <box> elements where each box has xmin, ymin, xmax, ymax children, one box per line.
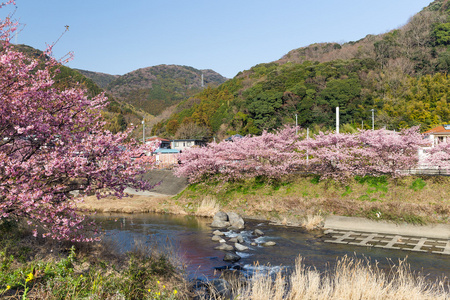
<box><xmin>79</xmin><ymin>65</ymin><xmax>228</xmax><ymax>116</ymax></box>
<box><xmin>11</xmin><ymin>44</ymin><xmax>151</xmax><ymax>135</ymax></box>
<box><xmin>152</xmin><ymin>0</ymin><xmax>450</xmax><ymax>140</ymax></box>
<box><xmin>75</xmin><ymin>69</ymin><xmax>119</xmax><ymax>89</ymax></box>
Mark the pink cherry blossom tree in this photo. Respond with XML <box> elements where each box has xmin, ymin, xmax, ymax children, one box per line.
<box><xmin>175</xmin><ymin>126</ymin><xmax>302</xmax><ymax>183</ymax></box>
<box><xmin>295</xmin><ymin>131</ymin><xmax>366</xmax><ymax>181</ymax></box>
<box><xmin>423</xmin><ymin>141</ymin><xmax>450</xmax><ymax>171</ymax></box>
<box><xmin>357</xmin><ymin>127</ymin><xmax>423</xmax><ymax>177</ymax></box>
<box><xmin>296</xmin><ymin>127</ymin><xmax>423</xmax><ymax>181</ymax></box>
<box><xmin>177</xmin><ymin>126</ymin><xmax>424</xmax><ymax>184</ymax></box>
<box><xmin>0</xmin><ymin>3</ymin><xmax>156</xmax><ymax>241</ymax></box>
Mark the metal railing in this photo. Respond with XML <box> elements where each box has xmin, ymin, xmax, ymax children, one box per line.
<box><xmin>399</xmin><ymin>167</ymin><xmax>450</xmax><ymax>176</ymax></box>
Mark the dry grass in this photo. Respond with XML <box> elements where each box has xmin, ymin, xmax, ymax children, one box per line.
<box><xmin>231</xmin><ymin>255</ymin><xmax>449</xmax><ymax>300</ymax></box>
<box><xmin>301</xmin><ymin>214</ymin><xmax>324</xmax><ymax>230</ymax></box>
<box><xmin>195</xmin><ymin>196</ymin><xmax>220</xmax><ymax>217</ymax></box>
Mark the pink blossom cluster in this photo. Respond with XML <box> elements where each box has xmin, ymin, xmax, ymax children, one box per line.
<box><xmin>176</xmin><ymin>126</ymin><xmax>425</xmax><ymax>183</ymax></box>
<box><xmin>423</xmin><ymin>142</ymin><xmax>450</xmax><ymax>170</ymax></box>
<box><xmin>296</xmin><ymin>127</ymin><xmax>424</xmax><ymax>181</ymax></box>
<box><xmin>0</xmin><ymin>7</ymin><xmax>156</xmax><ymax>241</ymax></box>
<box><xmin>175</xmin><ymin>126</ymin><xmax>303</xmax><ymax>183</ymax></box>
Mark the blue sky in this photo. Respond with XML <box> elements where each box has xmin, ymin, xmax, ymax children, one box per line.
<box><xmin>4</xmin><ymin>0</ymin><xmax>433</xmax><ymax>78</ymax></box>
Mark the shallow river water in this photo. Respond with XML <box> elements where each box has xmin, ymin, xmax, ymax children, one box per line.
<box><xmin>92</xmin><ymin>213</ymin><xmax>450</xmax><ymax>282</ymax></box>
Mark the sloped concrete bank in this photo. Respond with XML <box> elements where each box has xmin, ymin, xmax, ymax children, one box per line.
<box><xmin>324</xmin><ymin>215</ymin><xmax>450</xmax><ymax>239</ymax></box>
<box><xmin>77</xmin><ymin>169</ymin><xmax>189</xmax><ymax>214</ymax></box>
<box><xmin>323</xmin><ymin>215</ymin><xmax>450</xmax><ymax>255</ymax></box>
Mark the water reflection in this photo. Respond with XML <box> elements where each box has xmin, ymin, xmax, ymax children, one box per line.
<box><xmin>92</xmin><ymin>213</ymin><xmax>450</xmax><ymax>282</ymax></box>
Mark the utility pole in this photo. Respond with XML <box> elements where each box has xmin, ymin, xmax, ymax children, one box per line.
<box><xmin>336</xmin><ymin>107</ymin><xmax>340</xmax><ymax>134</ymax></box>
<box><xmin>142</xmin><ymin>118</ymin><xmax>145</xmax><ymax>144</ymax></box>
<box><xmin>370</xmin><ymin>109</ymin><xmax>375</xmax><ymax>131</ymax></box>
<box><xmin>307</xmin><ymin>127</ymin><xmax>310</xmax><ymax>165</ymax></box>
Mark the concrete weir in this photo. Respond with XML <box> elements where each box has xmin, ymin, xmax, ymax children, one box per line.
<box><xmin>323</xmin><ymin>216</ymin><xmax>450</xmax><ymax>255</ymax></box>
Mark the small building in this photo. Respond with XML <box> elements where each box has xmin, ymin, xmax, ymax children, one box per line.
<box><xmin>152</xmin><ymin>148</ymin><xmax>180</xmax><ymax>169</ymax></box>
<box><xmin>423</xmin><ymin>125</ymin><xmax>450</xmax><ymax>147</ymax></box>
<box><xmin>171</xmin><ymin>139</ymin><xmax>206</xmax><ymax>151</ymax></box>
<box><xmin>145</xmin><ymin>136</ymin><xmax>171</xmax><ymax>149</ymax></box>
<box><xmin>413</xmin><ymin>125</ymin><xmax>449</xmax><ymax>170</ymax></box>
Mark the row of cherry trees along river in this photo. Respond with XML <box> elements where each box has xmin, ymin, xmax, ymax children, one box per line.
<box><xmin>175</xmin><ymin>126</ymin><xmax>450</xmax><ymax>183</ymax></box>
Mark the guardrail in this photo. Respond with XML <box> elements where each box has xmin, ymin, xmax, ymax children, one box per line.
<box><xmin>399</xmin><ymin>168</ymin><xmax>450</xmax><ymax>176</ymax></box>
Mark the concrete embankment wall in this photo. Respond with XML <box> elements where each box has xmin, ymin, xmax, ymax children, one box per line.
<box><xmin>139</xmin><ymin>169</ymin><xmax>188</xmax><ymax>195</ymax></box>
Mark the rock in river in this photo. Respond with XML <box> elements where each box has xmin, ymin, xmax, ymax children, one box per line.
<box><xmin>234</xmin><ymin>243</ymin><xmax>249</xmax><ymax>251</ymax></box>
<box><xmin>211</xmin><ymin>211</ymin><xmax>231</xmax><ymax>228</ymax></box>
<box><xmin>227</xmin><ymin>212</ymin><xmax>245</xmax><ymax>230</ymax></box>
<box><xmin>254</xmin><ymin>229</ymin><xmax>264</xmax><ymax>236</ymax></box>
<box><xmin>214</xmin><ymin>211</ymin><xmax>229</xmax><ymax>222</ymax></box>
<box><xmin>215</xmin><ymin>243</ymin><xmax>234</xmax><ymax>251</ymax></box>
<box><xmin>211</xmin><ymin>235</ymin><xmax>222</xmax><ymax>242</ymax></box>
<box><xmin>230</xmin><ymin>234</ymin><xmax>244</xmax><ymax>243</ymax></box>
<box><xmin>211</xmin><ymin>219</ymin><xmax>231</xmax><ymax>228</ymax></box>
<box><xmin>223</xmin><ymin>252</ymin><xmax>241</xmax><ymax>262</ymax></box>
<box><xmin>262</xmin><ymin>241</ymin><xmax>277</xmax><ymax>247</ymax></box>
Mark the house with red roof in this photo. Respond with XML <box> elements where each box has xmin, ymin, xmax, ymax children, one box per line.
<box><xmin>423</xmin><ymin>125</ymin><xmax>450</xmax><ymax>147</ymax></box>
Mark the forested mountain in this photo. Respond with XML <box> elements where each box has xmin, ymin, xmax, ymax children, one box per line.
<box><xmin>79</xmin><ymin>65</ymin><xmax>228</xmax><ymax>117</ymax></box>
<box><xmin>11</xmin><ymin>44</ymin><xmax>151</xmax><ymax>135</ymax></box>
<box><xmin>152</xmin><ymin>0</ymin><xmax>450</xmax><ymax>140</ymax></box>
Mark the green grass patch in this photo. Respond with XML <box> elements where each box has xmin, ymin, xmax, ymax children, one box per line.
<box><xmin>358</xmin><ymin>195</ymin><xmax>380</xmax><ymax>202</ymax></box>
<box><xmin>341</xmin><ymin>185</ymin><xmax>353</xmax><ymax>196</ymax></box>
<box><xmin>409</xmin><ymin>178</ymin><xmax>427</xmax><ymax>191</ymax></box>
<box><xmin>310</xmin><ymin>175</ymin><xmax>321</xmax><ymax>184</ymax></box>
<box><xmin>356</xmin><ymin>175</ymin><xmax>388</xmax><ymax>195</ymax></box>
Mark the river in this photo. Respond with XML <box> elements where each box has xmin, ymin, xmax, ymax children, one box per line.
<box><xmin>92</xmin><ymin>213</ymin><xmax>450</xmax><ymax>283</ymax></box>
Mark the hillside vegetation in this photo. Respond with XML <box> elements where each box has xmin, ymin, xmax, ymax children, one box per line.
<box><xmin>153</xmin><ymin>0</ymin><xmax>450</xmax><ymax>140</ymax></box>
<box><xmin>75</xmin><ymin>69</ymin><xmax>119</xmax><ymax>89</ymax></box>
<box><xmin>12</xmin><ymin>44</ymin><xmax>151</xmax><ymax>135</ymax></box>
<box><xmin>80</xmin><ymin>65</ymin><xmax>228</xmax><ymax>117</ymax></box>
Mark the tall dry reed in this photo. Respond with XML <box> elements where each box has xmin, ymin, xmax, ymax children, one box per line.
<box><xmin>301</xmin><ymin>214</ymin><xmax>324</xmax><ymax>230</ymax></box>
<box><xmin>196</xmin><ymin>196</ymin><xmax>220</xmax><ymax>217</ymax></box>
<box><xmin>232</xmin><ymin>255</ymin><xmax>448</xmax><ymax>300</ymax></box>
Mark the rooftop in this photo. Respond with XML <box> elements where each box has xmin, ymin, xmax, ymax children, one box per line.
<box><xmin>423</xmin><ymin>125</ymin><xmax>450</xmax><ymax>135</ymax></box>
<box><xmin>153</xmin><ymin>148</ymin><xmax>180</xmax><ymax>154</ymax></box>
<box><xmin>146</xmin><ymin>136</ymin><xmax>170</xmax><ymax>142</ymax></box>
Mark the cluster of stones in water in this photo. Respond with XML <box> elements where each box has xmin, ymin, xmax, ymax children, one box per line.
<box><xmin>210</xmin><ymin>211</ymin><xmax>277</xmax><ymax>262</ymax></box>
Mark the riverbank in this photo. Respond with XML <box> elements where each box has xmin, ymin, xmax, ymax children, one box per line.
<box><xmin>4</xmin><ymin>171</ymin><xmax>450</xmax><ymax>299</ymax></box>
<box><xmin>78</xmin><ymin>192</ymin><xmax>450</xmax><ymax>242</ymax></box>
<box><xmin>78</xmin><ymin>171</ymin><xmax>450</xmax><ymax>230</ymax></box>
<box><xmin>0</xmin><ymin>221</ymin><xmax>186</xmax><ymax>299</ymax></box>
<box><xmin>2</xmin><ymin>216</ymin><xmax>449</xmax><ymax>300</ymax></box>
